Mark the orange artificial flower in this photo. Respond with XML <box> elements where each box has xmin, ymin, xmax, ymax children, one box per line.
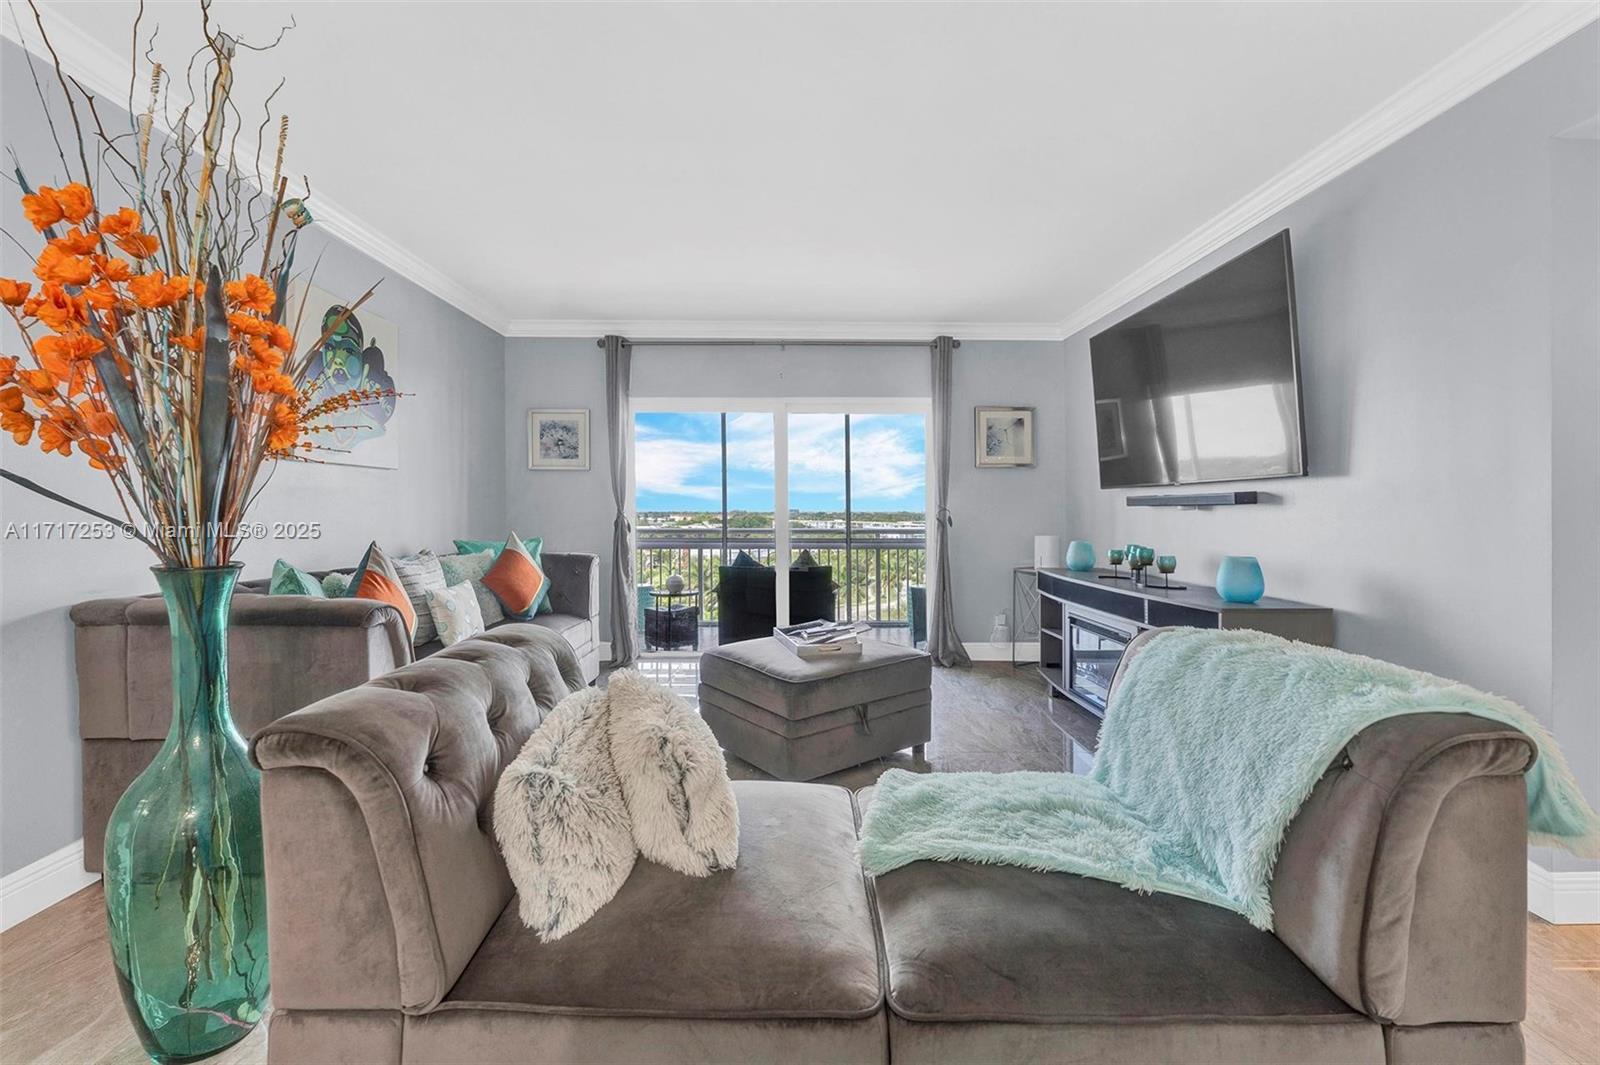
<box><xmin>98</xmin><ymin>207</ymin><xmax>141</xmax><ymax>239</ymax></box>
<box><xmin>0</xmin><ymin>279</ymin><xmax>30</xmax><ymax>307</ymax></box>
<box><xmin>1</xmin><ymin>407</ymin><xmax>33</xmax><ymax>444</ymax></box>
<box><xmin>34</xmin><ymin>244</ymin><xmax>95</xmax><ymax>287</ymax></box>
<box><xmin>76</xmin><ymin>398</ymin><xmax>117</xmax><ymax>436</ymax></box>
<box><xmin>27</xmin><ymin>284</ymin><xmax>85</xmax><ymax>333</ymax></box>
<box><xmin>0</xmin><ymin>385</ymin><xmax>22</xmax><ymax>412</ymax></box>
<box><xmin>128</xmin><ymin>271</ymin><xmax>189</xmax><ymax>309</ymax></box>
<box><xmin>224</xmin><ymin>274</ymin><xmax>274</xmax><ymax>315</ymax></box>
<box><xmin>81</xmin><ymin>437</ymin><xmax>123</xmax><ymax>471</ymax></box>
<box><xmin>81</xmin><ymin>282</ymin><xmax>117</xmax><ymax>313</ymax></box>
<box><xmin>17</xmin><ymin>368</ymin><xmax>58</xmax><ymax>393</ymax></box>
<box><xmin>54</xmin><ymin>184</ymin><xmax>94</xmax><ymax>224</ymax></box>
<box><xmin>172</xmin><ymin>328</ymin><xmax>205</xmax><ymax>352</ymax></box>
<box><xmin>255</xmin><ymin>370</ymin><xmax>296</xmax><ymax>397</ymax></box>
<box><xmin>113</xmin><ymin>232</ymin><xmax>161</xmax><ymax>259</ymax></box>
<box><xmin>21</xmin><ymin>188</ymin><xmax>63</xmax><ymax>231</ymax></box>
<box><xmin>266</xmin><ymin>321</ymin><xmax>294</xmax><ymax>352</ymax></box>
<box><xmin>266</xmin><ymin>401</ymin><xmax>300</xmax><ymax>451</ymax></box>
<box><xmin>34</xmin><ymin>333</ymin><xmax>104</xmax><ymax>377</ymax></box>
<box><xmin>227</xmin><ymin>311</ymin><xmax>271</xmax><ymax>338</ymax></box>
<box><xmin>93</xmin><ymin>255</ymin><xmax>133</xmax><ymax>283</ymax></box>
<box><xmin>0</xmin><ymin>356</ymin><xmax>18</xmax><ymax>383</ymax></box>
<box><xmin>51</xmin><ymin>227</ymin><xmax>100</xmax><ymax>256</ymax></box>
<box><xmin>38</xmin><ymin>416</ymin><xmax>73</xmax><ymax>456</ymax></box>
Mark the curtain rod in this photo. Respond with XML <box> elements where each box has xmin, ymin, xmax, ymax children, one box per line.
<box><xmin>595</xmin><ymin>338</ymin><xmax>959</xmax><ymax>349</ymax></box>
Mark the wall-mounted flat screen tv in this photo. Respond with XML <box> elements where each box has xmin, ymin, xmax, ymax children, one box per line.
<box><xmin>1090</xmin><ymin>229</ymin><xmax>1306</xmax><ymax>489</ymax></box>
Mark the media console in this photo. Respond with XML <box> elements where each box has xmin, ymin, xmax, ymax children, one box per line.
<box><xmin>1036</xmin><ymin>567</ymin><xmax>1333</xmax><ymax>718</ymax></box>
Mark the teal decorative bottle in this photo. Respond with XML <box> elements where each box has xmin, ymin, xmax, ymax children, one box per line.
<box><xmin>1064</xmin><ymin>540</ymin><xmax>1096</xmax><ymax>572</ymax></box>
<box><xmin>1216</xmin><ymin>555</ymin><xmax>1266</xmax><ymax>604</ymax></box>
<box><xmin>104</xmin><ymin>565</ymin><xmax>268</xmax><ymax>1062</ymax></box>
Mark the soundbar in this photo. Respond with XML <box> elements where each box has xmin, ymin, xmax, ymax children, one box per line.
<box><xmin>1125</xmin><ymin>491</ymin><xmax>1259</xmax><ymax>508</ymax></box>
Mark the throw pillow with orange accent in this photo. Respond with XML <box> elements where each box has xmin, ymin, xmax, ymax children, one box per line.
<box><xmin>482</xmin><ymin>531</ymin><xmax>549</xmax><ymax>620</ymax></box>
<box><xmin>345</xmin><ymin>540</ymin><xmax>417</xmax><ymax>637</ymax></box>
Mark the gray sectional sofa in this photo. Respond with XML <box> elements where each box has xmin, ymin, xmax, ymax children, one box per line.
<box><xmin>251</xmin><ymin>626</ymin><xmax>1536</xmax><ymax>1064</ymax></box>
<box><xmin>72</xmin><ymin>551</ymin><xmax>599</xmax><ymax>873</ymax></box>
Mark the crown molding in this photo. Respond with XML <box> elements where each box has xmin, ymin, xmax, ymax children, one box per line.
<box><xmin>502</xmin><ymin>319</ymin><xmax>1066</xmax><ymax>342</ymax></box>
<box><xmin>1055</xmin><ymin>0</ymin><xmax>1600</xmax><ymax>339</ymax></box>
<box><xmin>0</xmin><ymin>7</ymin><xmax>512</xmax><ymax>333</ymax></box>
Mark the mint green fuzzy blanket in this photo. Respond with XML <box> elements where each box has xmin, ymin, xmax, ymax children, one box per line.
<box><xmin>858</xmin><ymin>628</ymin><xmax>1600</xmax><ymax>929</ymax></box>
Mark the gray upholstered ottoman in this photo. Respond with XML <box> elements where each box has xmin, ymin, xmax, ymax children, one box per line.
<box><xmin>698</xmin><ymin>638</ymin><xmax>932</xmax><ymax>781</ymax></box>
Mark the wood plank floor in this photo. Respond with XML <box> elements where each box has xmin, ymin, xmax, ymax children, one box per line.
<box><xmin>2</xmin><ymin>664</ymin><xmax>1593</xmax><ymax>1063</ymax></box>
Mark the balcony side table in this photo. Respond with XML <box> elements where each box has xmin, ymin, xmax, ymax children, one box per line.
<box><xmin>646</xmin><ymin>589</ymin><xmax>702</xmax><ymax>652</ymax></box>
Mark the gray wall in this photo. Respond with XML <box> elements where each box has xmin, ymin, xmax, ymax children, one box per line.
<box><xmin>0</xmin><ymin>38</ymin><xmax>507</xmax><ymax>876</ymax></box>
<box><xmin>1546</xmin><ymin>132</ymin><xmax>1599</xmax><ymax>874</ymax></box>
<box><xmin>503</xmin><ymin>338</ymin><xmax>1068</xmax><ymax>646</ymax></box>
<box><xmin>1059</xmin><ymin>26</ymin><xmax>1599</xmax><ymax>867</ymax></box>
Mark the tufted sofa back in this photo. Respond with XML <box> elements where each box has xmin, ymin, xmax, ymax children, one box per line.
<box><xmin>251</xmin><ymin>625</ymin><xmax>585</xmax><ymax>1013</ymax></box>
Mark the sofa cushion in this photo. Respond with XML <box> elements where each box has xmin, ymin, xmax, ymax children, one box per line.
<box><xmin>529</xmin><ymin>612</ymin><xmax>593</xmax><ymax>650</ymax></box>
<box><xmin>443</xmin><ymin>780</ymin><xmax>881</xmax><ymax>1020</ymax></box>
<box><xmin>858</xmin><ymin>786</ymin><xmax>1369</xmax><ymax>1029</ymax></box>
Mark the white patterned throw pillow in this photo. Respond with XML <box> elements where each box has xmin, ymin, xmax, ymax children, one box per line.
<box><xmin>425</xmin><ymin>581</ymin><xmax>486</xmax><ymax>647</ymax></box>
<box><xmin>438</xmin><ymin>549</ymin><xmax>505</xmax><ymax>626</ymax></box>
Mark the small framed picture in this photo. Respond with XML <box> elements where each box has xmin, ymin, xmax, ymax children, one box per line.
<box><xmin>528</xmin><ymin>409</ymin><xmax>590</xmax><ymax>470</ymax></box>
<box><xmin>975</xmin><ymin>406</ymin><xmax>1035</xmax><ymax>467</ymax></box>
<box><xmin>1095</xmin><ymin>399</ymin><xmax>1127</xmax><ymax>461</ymax></box>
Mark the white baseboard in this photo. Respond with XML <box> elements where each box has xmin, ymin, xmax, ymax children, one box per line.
<box><xmin>1528</xmin><ymin>860</ymin><xmax>1600</xmax><ymax>924</ymax></box>
<box><xmin>963</xmin><ymin>641</ymin><xmax>1040</xmax><ymax>663</ymax></box>
<box><xmin>0</xmin><ymin>839</ymin><xmax>99</xmax><ymax>932</ymax></box>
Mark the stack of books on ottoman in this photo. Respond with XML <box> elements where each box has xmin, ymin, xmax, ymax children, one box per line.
<box><xmin>773</xmin><ymin>620</ymin><xmax>871</xmax><ymax>659</ymax></box>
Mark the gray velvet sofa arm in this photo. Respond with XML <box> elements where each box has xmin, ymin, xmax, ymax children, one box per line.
<box><xmin>542</xmin><ymin>551</ymin><xmax>600</xmax><ymax>624</ymax></box>
<box><xmin>1112</xmin><ymin>628</ymin><xmax>1538</xmax><ymax>1032</ymax></box>
<box><xmin>250</xmin><ymin>628</ymin><xmax>581</xmax><ymax>1015</ymax></box>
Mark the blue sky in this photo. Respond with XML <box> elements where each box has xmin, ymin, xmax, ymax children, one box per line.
<box><xmin>635</xmin><ymin>411</ymin><xmax>926</xmax><ymax>513</ymax></box>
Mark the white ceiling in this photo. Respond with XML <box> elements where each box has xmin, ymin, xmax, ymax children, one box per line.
<box><xmin>8</xmin><ymin>2</ymin><xmax>1592</xmax><ymax>336</ymax></box>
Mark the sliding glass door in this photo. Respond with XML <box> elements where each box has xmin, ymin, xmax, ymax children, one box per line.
<box><xmin>633</xmin><ymin>400</ymin><xmax>928</xmax><ymax>653</ymax></box>
<box><xmin>787</xmin><ymin>411</ymin><xmax>927</xmax><ymax>644</ymax></box>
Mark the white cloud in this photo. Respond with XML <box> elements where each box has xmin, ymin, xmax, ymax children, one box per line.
<box><xmin>634</xmin><ymin>429</ymin><xmax>722</xmax><ymax>500</ymax></box>
<box><xmin>637</xmin><ymin>413</ymin><xmax>924</xmax><ymax>505</ymax></box>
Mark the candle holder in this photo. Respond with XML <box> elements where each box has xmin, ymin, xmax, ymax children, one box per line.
<box><xmin>1100</xmin><ymin>547</ymin><xmax>1130</xmax><ymax>580</ymax></box>
<box><xmin>1155</xmin><ymin>554</ymin><xmax>1187</xmax><ymax>590</ymax></box>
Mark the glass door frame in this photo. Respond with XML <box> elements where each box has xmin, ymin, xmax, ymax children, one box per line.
<box><xmin>630</xmin><ymin>396</ymin><xmax>932</xmax><ymax>630</ymax></box>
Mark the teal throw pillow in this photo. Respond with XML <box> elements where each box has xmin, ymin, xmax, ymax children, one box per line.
<box><xmin>454</xmin><ymin>535</ymin><xmax>551</xmax><ymax>613</ymax></box>
<box><xmin>269</xmin><ymin>560</ymin><xmax>325</xmax><ymax>597</ymax></box>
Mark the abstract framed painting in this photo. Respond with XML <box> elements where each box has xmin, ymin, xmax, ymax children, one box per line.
<box><xmin>975</xmin><ymin>406</ymin><xmax>1035</xmax><ymax>467</ymax></box>
<box><xmin>291</xmin><ymin>283</ymin><xmax>401</xmax><ymax>469</ymax></box>
<box><xmin>529</xmin><ymin>409</ymin><xmax>590</xmax><ymax>470</ymax></box>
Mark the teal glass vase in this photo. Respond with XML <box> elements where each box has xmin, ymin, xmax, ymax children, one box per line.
<box><xmin>1216</xmin><ymin>555</ymin><xmax>1266</xmax><ymax>604</ymax></box>
<box><xmin>104</xmin><ymin>564</ymin><xmax>268</xmax><ymax>1062</ymax></box>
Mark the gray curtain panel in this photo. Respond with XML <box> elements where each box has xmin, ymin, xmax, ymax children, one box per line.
<box><xmin>928</xmin><ymin>336</ymin><xmax>970</xmax><ymax>667</ymax></box>
<box><xmin>604</xmin><ymin>335</ymin><xmax>638</xmax><ymax>666</ymax></box>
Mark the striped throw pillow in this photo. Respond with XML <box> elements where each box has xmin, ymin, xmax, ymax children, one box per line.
<box><xmin>481</xmin><ymin>532</ymin><xmax>548</xmax><ymax>620</ymax></box>
<box><xmin>345</xmin><ymin>541</ymin><xmax>416</xmax><ymax>637</ymax></box>
<box><xmin>393</xmin><ymin>549</ymin><xmax>447</xmax><ymax>645</ymax></box>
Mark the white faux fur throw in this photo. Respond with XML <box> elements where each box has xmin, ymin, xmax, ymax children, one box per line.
<box><xmin>494</xmin><ymin>671</ymin><xmax>738</xmax><ymax>941</ymax></box>
<box><xmin>860</xmin><ymin>628</ymin><xmax>1600</xmax><ymax>930</ymax></box>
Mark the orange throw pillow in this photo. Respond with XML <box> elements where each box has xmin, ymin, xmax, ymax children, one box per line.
<box><xmin>346</xmin><ymin>541</ymin><xmax>417</xmax><ymax>636</ymax></box>
<box><xmin>482</xmin><ymin>531</ymin><xmax>547</xmax><ymax>620</ymax></box>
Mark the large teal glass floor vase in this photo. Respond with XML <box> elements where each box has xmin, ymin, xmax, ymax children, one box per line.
<box><xmin>103</xmin><ymin>564</ymin><xmax>268</xmax><ymax>1062</ymax></box>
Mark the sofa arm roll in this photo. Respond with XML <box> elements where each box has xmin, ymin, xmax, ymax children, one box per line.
<box><xmin>1270</xmin><ymin>712</ymin><xmax>1536</xmax><ymax>1027</ymax></box>
<box><xmin>250</xmin><ymin>641</ymin><xmax>552</xmax><ymax>1014</ymax></box>
<box><xmin>543</xmin><ymin>551</ymin><xmax>599</xmax><ymax>623</ymax></box>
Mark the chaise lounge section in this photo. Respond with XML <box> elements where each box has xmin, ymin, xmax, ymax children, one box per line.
<box><xmin>252</xmin><ymin>626</ymin><xmax>1536</xmax><ymax>1064</ymax></box>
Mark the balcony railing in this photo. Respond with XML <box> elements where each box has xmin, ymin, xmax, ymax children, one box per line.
<box><xmin>635</xmin><ymin>525</ymin><xmax>926</xmax><ymax>627</ymax></box>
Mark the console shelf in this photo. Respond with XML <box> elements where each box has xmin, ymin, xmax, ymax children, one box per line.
<box><xmin>1036</xmin><ymin>567</ymin><xmax>1333</xmax><ymax>717</ymax></box>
